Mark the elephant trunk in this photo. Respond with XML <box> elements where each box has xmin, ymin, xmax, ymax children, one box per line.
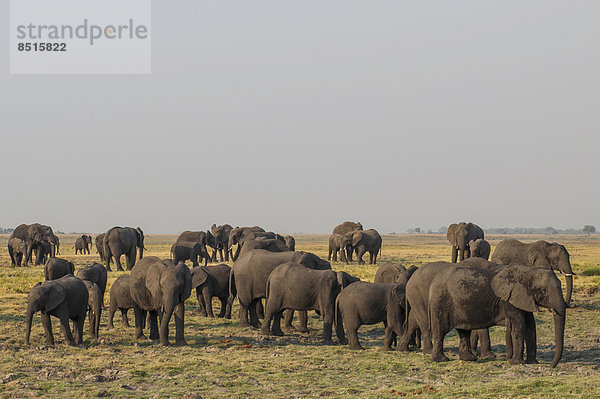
<box><xmin>160</xmin><ymin>301</ymin><xmax>175</xmax><ymax>346</ymax></box>
<box><xmin>550</xmin><ymin>309</ymin><xmax>565</xmax><ymax>368</ymax></box>
<box><xmin>565</xmin><ymin>274</ymin><xmax>573</xmax><ymax>306</ymax></box>
<box><xmin>138</xmin><ymin>245</ymin><xmax>144</xmax><ymax>261</ymax></box>
<box><xmin>25</xmin><ymin>306</ymin><xmax>34</xmax><ymax>344</ymax></box>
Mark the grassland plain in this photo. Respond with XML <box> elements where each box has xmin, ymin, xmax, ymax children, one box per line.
<box><xmin>0</xmin><ymin>233</ymin><xmax>599</xmax><ymax>398</ymax></box>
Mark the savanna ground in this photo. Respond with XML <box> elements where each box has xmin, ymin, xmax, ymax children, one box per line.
<box><xmin>0</xmin><ymin>233</ymin><xmax>599</xmax><ymax>398</ymax></box>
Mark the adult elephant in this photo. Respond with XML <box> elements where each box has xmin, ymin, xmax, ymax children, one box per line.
<box><xmin>10</xmin><ymin>223</ymin><xmax>57</xmax><ymax>266</ymax></box>
<box><xmin>492</xmin><ymin>239</ymin><xmax>575</xmax><ymax>306</ymax></box>
<box><xmin>129</xmin><ymin>257</ymin><xmax>192</xmax><ymax>346</ymax></box>
<box><xmin>374</xmin><ymin>263</ymin><xmax>418</xmax><ymax>285</ymax></box>
<box><xmin>176</xmin><ymin>230</ymin><xmax>216</xmax><ymax>262</ymax></box>
<box><xmin>231</xmin><ymin>249</ymin><xmax>331</xmax><ymax>328</ymax></box>
<box><xmin>429</xmin><ymin>264</ymin><xmax>566</xmax><ymax>367</ymax></box>
<box><xmin>333</xmin><ymin>221</ymin><xmax>363</xmax><ymax>261</ymax></box>
<box><xmin>75</xmin><ymin>235</ymin><xmax>93</xmax><ymax>254</ymax></box>
<box><xmin>95</xmin><ymin>233</ymin><xmax>106</xmax><ymax>262</ymax></box>
<box><xmin>210</xmin><ymin>224</ymin><xmax>233</xmax><ymax>262</ymax></box>
<box><xmin>238</xmin><ymin>238</ymin><xmax>291</xmax><ymax>257</ymax></box>
<box><xmin>227</xmin><ymin>226</ymin><xmax>266</xmax><ymax>261</ymax></box>
<box><xmin>103</xmin><ymin>227</ymin><xmax>145</xmax><ymax>271</ymax></box>
<box><xmin>340</xmin><ymin>229</ymin><xmax>382</xmax><ymax>265</ymax></box>
<box><xmin>447</xmin><ymin>222</ymin><xmax>484</xmax><ymax>262</ymax></box>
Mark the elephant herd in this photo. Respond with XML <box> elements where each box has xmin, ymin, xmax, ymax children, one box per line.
<box><xmin>20</xmin><ymin>220</ymin><xmax>574</xmax><ymax>368</ymax></box>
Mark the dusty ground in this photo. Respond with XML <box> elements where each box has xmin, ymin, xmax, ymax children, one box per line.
<box><xmin>0</xmin><ymin>233</ymin><xmax>598</xmax><ymax>398</ymax></box>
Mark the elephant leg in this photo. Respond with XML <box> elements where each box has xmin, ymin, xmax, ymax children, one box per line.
<box><xmin>41</xmin><ymin>313</ymin><xmax>55</xmax><ymax>346</ymax></box>
<box><xmin>196</xmin><ymin>289</ymin><xmax>207</xmax><ymax>317</ymax></box>
<box><xmin>224</xmin><ymin>298</ymin><xmax>232</xmax><ymax>319</ymax></box>
<box><xmin>398</xmin><ymin>314</ymin><xmax>418</xmax><ymax>352</ymax></box>
<box><xmin>505</xmin><ymin>319</ymin><xmax>514</xmax><ymax>360</ymax></box>
<box><xmin>238</xmin><ymin>300</ymin><xmax>251</xmax><ymax>328</ymax></box>
<box><xmin>283</xmin><ymin>309</ymin><xmax>296</xmax><ymax>331</ymax></box>
<box><xmin>272</xmin><ymin>311</ymin><xmax>284</xmax><ymax>336</ymax></box>
<box><xmin>75</xmin><ymin>315</ymin><xmax>85</xmax><ymax>344</ymax></box>
<box><xmin>217</xmin><ymin>298</ymin><xmax>227</xmax><ymax>318</ymax></box>
<box><xmin>260</xmin><ymin>301</ymin><xmax>276</xmax><ymax>335</ymax></box>
<box><xmin>133</xmin><ymin>305</ymin><xmax>146</xmax><ymax>339</ymax></box>
<box><xmin>248</xmin><ymin>301</ymin><xmax>261</xmax><ymax>328</ymax></box>
<box><xmin>356</xmin><ymin>248</ymin><xmax>366</xmax><ymax>265</ymax></box>
<box><xmin>107</xmin><ymin>301</ymin><xmax>116</xmax><ymax>329</ymax></box>
<box><xmin>127</xmin><ymin>248</ymin><xmax>136</xmax><ymax>270</ymax></box>
<box><xmin>58</xmin><ymin>314</ymin><xmax>75</xmax><ymax>346</ymax></box>
<box><xmin>149</xmin><ymin>310</ymin><xmax>160</xmax><ymax>341</ymax></box>
<box><xmin>478</xmin><ymin>329</ymin><xmax>495</xmax><ymax>359</ymax></box>
<box><xmin>346</xmin><ymin>321</ymin><xmax>363</xmax><ymax>350</ymax></box>
<box><xmin>451</xmin><ymin>246</ymin><xmax>458</xmax><ymax>263</ymax></box>
<box><xmin>524</xmin><ymin>312</ymin><xmax>538</xmax><ymax>364</ymax></box>
<box><xmin>114</xmin><ymin>255</ymin><xmax>124</xmax><ymax>272</ymax></box>
<box><xmin>328</xmin><ymin>249</ymin><xmax>332</xmax><ymax>261</ymax></box>
<box><xmin>334</xmin><ymin>307</ymin><xmax>346</xmax><ymax>345</ymax></box>
<box><xmin>121</xmin><ymin>309</ymin><xmax>131</xmax><ymax>328</ymax></box>
<box><xmin>297</xmin><ymin>311</ymin><xmax>309</xmax><ymax>333</ymax></box>
<box><xmin>174</xmin><ymin>303</ymin><xmax>187</xmax><ymax>346</ymax></box>
<box><xmin>470</xmin><ymin>328</ymin><xmax>480</xmax><ymax>356</ymax></box>
<box><xmin>202</xmin><ymin>286</ymin><xmax>214</xmax><ymax>318</ymax></box>
<box><xmin>457</xmin><ymin>329</ymin><xmax>477</xmax><ymax>361</ymax></box>
<box><xmin>430</xmin><ymin>317</ymin><xmax>449</xmax><ymax>362</ymax></box>
<box><xmin>256</xmin><ymin>300</ymin><xmax>265</xmax><ymax>319</ymax></box>
<box><xmin>509</xmin><ymin>319</ymin><xmax>526</xmax><ymax>365</ymax></box>
<box><xmin>383</xmin><ymin>326</ymin><xmax>395</xmax><ymax>351</ymax></box>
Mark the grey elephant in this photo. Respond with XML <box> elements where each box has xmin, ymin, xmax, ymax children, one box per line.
<box><xmin>33</xmin><ymin>241</ymin><xmax>53</xmax><ymax>265</ymax></box>
<box><xmin>107</xmin><ymin>275</ymin><xmax>134</xmax><ymax>329</ymax></box>
<box><xmin>336</xmin><ymin>281</ymin><xmax>407</xmax><ymax>350</ymax></box>
<box><xmin>76</xmin><ymin>263</ymin><xmax>108</xmax><ymax>305</ymax></box>
<box><xmin>492</xmin><ymin>239</ymin><xmax>575</xmax><ymax>305</ymax></box>
<box><xmin>103</xmin><ymin>226</ymin><xmax>145</xmax><ymax>271</ymax></box>
<box><xmin>231</xmin><ymin>249</ymin><xmax>331</xmax><ymax>328</ymax></box>
<box><xmin>469</xmin><ymin>239</ymin><xmax>491</xmax><ymax>260</ymax></box>
<box><xmin>10</xmin><ymin>223</ymin><xmax>58</xmax><ymax>266</ymax></box>
<box><xmin>130</xmin><ymin>257</ymin><xmax>192</xmax><ymax>346</ymax></box>
<box><xmin>171</xmin><ymin>241</ymin><xmax>210</xmax><ymax>267</ymax></box>
<box><xmin>75</xmin><ymin>234</ymin><xmax>93</xmax><ymax>254</ymax></box>
<box><xmin>374</xmin><ymin>263</ymin><xmax>418</xmax><ymax>285</ymax></box>
<box><xmin>176</xmin><ymin>230</ymin><xmax>216</xmax><ymax>261</ymax></box>
<box><xmin>328</xmin><ymin>234</ymin><xmax>345</xmax><ymax>262</ymax></box>
<box><xmin>8</xmin><ymin>237</ymin><xmax>27</xmax><ymax>266</ymax></box>
<box><xmin>83</xmin><ymin>281</ymin><xmax>102</xmax><ymax>339</ymax></box>
<box><xmin>341</xmin><ymin>229</ymin><xmax>382</xmax><ymax>265</ymax></box>
<box><xmin>25</xmin><ymin>275</ymin><xmax>89</xmax><ymax>346</ymax></box>
<box><xmin>210</xmin><ymin>224</ymin><xmax>233</xmax><ymax>262</ymax></box>
<box><xmin>332</xmin><ymin>221</ymin><xmax>363</xmax><ymax>261</ymax></box>
<box><xmin>429</xmin><ymin>264</ymin><xmax>566</xmax><ymax>367</ymax></box>
<box><xmin>227</xmin><ymin>226</ymin><xmax>266</xmax><ymax>260</ymax></box>
<box><xmin>284</xmin><ymin>236</ymin><xmax>296</xmax><ymax>251</ymax></box>
<box><xmin>261</xmin><ymin>263</ymin><xmax>359</xmax><ymax>343</ymax></box>
<box><xmin>190</xmin><ymin>264</ymin><xmax>234</xmax><ymax>318</ymax></box>
<box><xmin>95</xmin><ymin>233</ymin><xmax>106</xmax><ymax>262</ymax></box>
<box><xmin>239</xmin><ymin>238</ymin><xmax>291</xmax><ymax>257</ymax></box>
<box><xmin>446</xmin><ymin>222</ymin><xmax>484</xmax><ymax>262</ymax></box>
<box><xmin>44</xmin><ymin>257</ymin><xmax>75</xmax><ymax>281</ymax></box>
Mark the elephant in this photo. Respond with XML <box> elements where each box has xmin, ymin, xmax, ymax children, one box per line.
<box><xmin>332</xmin><ymin>221</ymin><xmax>363</xmax><ymax>261</ymax></box>
<box><xmin>340</xmin><ymin>229</ymin><xmax>382</xmax><ymax>265</ymax></box>
<box><xmin>107</xmin><ymin>275</ymin><xmax>134</xmax><ymax>329</ymax></box>
<box><xmin>171</xmin><ymin>241</ymin><xmax>210</xmax><ymax>267</ymax></box>
<box><xmin>10</xmin><ymin>223</ymin><xmax>57</xmax><ymax>266</ymax></box>
<box><xmin>227</xmin><ymin>226</ymin><xmax>266</xmax><ymax>261</ymax></box>
<box><xmin>335</xmin><ymin>281</ymin><xmax>407</xmax><ymax>350</ymax></box>
<box><xmin>130</xmin><ymin>257</ymin><xmax>192</xmax><ymax>346</ymax></box>
<box><xmin>190</xmin><ymin>264</ymin><xmax>235</xmax><ymax>318</ymax></box>
<box><xmin>75</xmin><ymin>234</ymin><xmax>93</xmax><ymax>254</ymax></box>
<box><xmin>44</xmin><ymin>258</ymin><xmax>75</xmax><ymax>281</ymax></box>
<box><xmin>48</xmin><ymin>234</ymin><xmax>60</xmax><ymax>255</ymax></box>
<box><xmin>103</xmin><ymin>226</ymin><xmax>145</xmax><ymax>271</ymax></box>
<box><xmin>210</xmin><ymin>224</ymin><xmax>233</xmax><ymax>262</ymax></box>
<box><xmin>176</xmin><ymin>230</ymin><xmax>216</xmax><ymax>260</ymax></box>
<box><xmin>25</xmin><ymin>275</ymin><xmax>89</xmax><ymax>346</ymax></box>
<box><xmin>95</xmin><ymin>233</ymin><xmax>106</xmax><ymax>262</ymax></box>
<box><xmin>76</xmin><ymin>263</ymin><xmax>108</xmax><ymax>305</ymax></box>
<box><xmin>239</xmin><ymin>238</ymin><xmax>291</xmax><ymax>257</ymax></box>
<box><xmin>328</xmin><ymin>234</ymin><xmax>345</xmax><ymax>262</ymax></box>
<box><xmin>284</xmin><ymin>236</ymin><xmax>296</xmax><ymax>251</ymax></box>
<box><xmin>374</xmin><ymin>263</ymin><xmax>418</xmax><ymax>285</ymax></box>
<box><xmin>446</xmin><ymin>222</ymin><xmax>484</xmax><ymax>262</ymax></box>
<box><xmin>492</xmin><ymin>239</ymin><xmax>575</xmax><ymax>306</ymax></box>
<box><xmin>83</xmin><ymin>281</ymin><xmax>102</xmax><ymax>339</ymax></box>
<box><xmin>33</xmin><ymin>241</ymin><xmax>53</xmax><ymax>265</ymax></box>
<box><xmin>8</xmin><ymin>237</ymin><xmax>27</xmax><ymax>266</ymax></box>
<box><xmin>428</xmin><ymin>264</ymin><xmax>566</xmax><ymax>367</ymax></box>
<box><xmin>261</xmin><ymin>263</ymin><xmax>359</xmax><ymax>343</ymax></box>
<box><xmin>231</xmin><ymin>249</ymin><xmax>331</xmax><ymax>328</ymax></box>
<box><xmin>469</xmin><ymin>239</ymin><xmax>491</xmax><ymax>260</ymax></box>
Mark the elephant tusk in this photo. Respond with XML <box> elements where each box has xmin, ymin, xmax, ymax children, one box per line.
<box><xmin>564</xmin><ymin>273</ymin><xmax>573</xmax><ymax>277</ymax></box>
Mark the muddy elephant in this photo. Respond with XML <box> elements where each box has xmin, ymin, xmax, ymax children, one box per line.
<box><xmin>103</xmin><ymin>226</ymin><xmax>145</xmax><ymax>271</ymax></box>
<box><xmin>130</xmin><ymin>257</ymin><xmax>192</xmax><ymax>345</ymax></box>
<box><xmin>107</xmin><ymin>275</ymin><xmax>134</xmax><ymax>329</ymax></box>
<box><xmin>25</xmin><ymin>275</ymin><xmax>88</xmax><ymax>346</ymax></box>
<box><xmin>44</xmin><ymin>258</ymin><xmax>75</xmax><ymax>281</ymax></box>
<box><xmin>447</xmin><ymin>222</ymin><xmax>484</xmax><ymax>262</ymax></box>
<box><xmin>341</xmin><ymin>229</ymin><xmax>382</xmax><ymax>265</ymax></box>
<box><xmin>469</xmin><ymin>239</ymin><xmax>491</xmax><ymax>260</ymax></box>
<box><xmin>492</xmin><ymin>239</ymin><xmax>575</xmax><ymax>305</ymax></box>
<box><xmin>191</xmin><ymin>264</ymin><xmax>234</xmax><ymax>318</ymax></box>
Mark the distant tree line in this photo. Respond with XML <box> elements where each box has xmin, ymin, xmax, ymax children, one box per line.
<box><xmin>0</xmin><ymin>227</ymin><xmax>15</xmax><ymax>234</ymax></box>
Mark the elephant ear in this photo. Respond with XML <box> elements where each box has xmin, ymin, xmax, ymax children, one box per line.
<box><xmin>391</xmin><ymin>284</ymin><xmax>406</xmax><ymax>308</ymax></box>
<box><xmin>351</xmin><ymin>231</ymin><xmax>362</xmax><ymax>247</ymax></box>
<box><xmin>491</xmin><ymin>268</ymin><xmax>539</xmax><ymax>313</ymax></box>
<box><xmin>45</xmin><ymin>284</ymin><xmax>66</xmax><ymax>312</ymax></box>
<box><xmin>136</xmin><ymin>227</ymin><xmax>144</xmax><ymax>245</ymax></box>
<box><xmin>145</xmin><ymin>261</ymin><xmax>165</xmax><ymax>301</ymax></box>
<box><xmin>406</xmin><ymin>265</ymin><xmax>418</xmax><ymax>279</ymax></box>
<box><xmin>68</xmin><ymin>262</ymin><xmax>75</xmax><ymax>274</ymax></box>
<box><xmin>336</xmin><ymin>271</ymin><xmax>347</xmax><ymax>289</ymax></box>
<box><xmin>527</xmin><ymin>249</ymin><xmax>550</xmax><ymax>269</ymax></box>
<box><xmin>191</xmin><ymin>267</ymin><xmax>209</xmax><ymax>289</ymax></box>
<box><xmin>181</xmin><ymin>265</ymin><xmax>193</xmax><ymax>301</ymax></box>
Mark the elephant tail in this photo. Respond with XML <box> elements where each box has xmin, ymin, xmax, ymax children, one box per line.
<box><xmin>335</xmin><ymin>296</ymin><xmax>342</xmax><ymax>332</ymax></box>
<box><xmin>228</xmin><ymin>269</ymin><xmax>236</xmax><ymax>307</ymax></box>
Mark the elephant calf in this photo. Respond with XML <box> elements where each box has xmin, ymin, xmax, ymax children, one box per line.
<box><xmin>44</xmin><ymin>258</ymin><xmax>75</xmax><ymax>281</ymax></box>
<box><xmin>171</xmin><ymin>241</ymin><xmax>209</xmax><ymax>267</ymax></box>
<box><xmin>108</xmin><ymin>275</ymin><xmax>134</xmax><ymax>329</ymax></box>
<box><xmin>328</xmin><ymin>234</ymin><xmax>344</xmax><ymax>262</ymax></box>
<box><xmin>469</xmin><ymin>239</ymin><xmax>491</xmax><ymax>260</ymax></box>
<box><xmin>261</xmin><ymin>263</ymin><xmax>359</xmax><ymax>343</ymax></box>
<box><xmin>83</xmin><ymin>281</ymin><xmax>102</xmax><ymax>339</ymax></box>
<box><xmin>76</xmin><ymin>262</ymin><xmax>108</xmax><ymax>305</ymax></box>
<box><xmin>25</xmin><ymin>275</ymin><xmax>89</xmax><ymax>346</ymax></box>
<box><xmin>336</xmin><ymin>282</ymin><xmax>406</xmax><ymax>350</ymax></box>
<box><xmin>191</xmin><ymin>264</ymin><xmax>235</xmax><ymax>318</ymax></box>
<box><xmin>8</xmin><ymin>237</ymin><xmax>27</xmax><ymax>266</ymax></box>
<box><xmin>373</xmin><ymin>263</ymin><xmax>418</xmax><ymax>285</ymax></box>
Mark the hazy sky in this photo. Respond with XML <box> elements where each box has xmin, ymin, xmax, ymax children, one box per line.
<box><xmin>2</xmin><ymin>1</ymin><xmax>599</xmax><ymax>234</ymax></box>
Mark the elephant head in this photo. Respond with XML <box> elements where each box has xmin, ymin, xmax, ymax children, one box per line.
<box><xmin>339</xmin><ymin>231</ymin><xmax>363</xmax><ymax>265</ymax></box>
<box><xmin>491</xmin><ymin>265</ymin><xmax>566</xmax><ymax>368</ymax></box>
<box><xmin>190</xmin><ymin>266</ymin><xmax>209</xmax><ymax>290</ymax></box>
<box><xmin>527</xmin><ymin>242</ymin><xmax>574</xmax><ymax>305</ymax></box>
<box><xmin>393</xmin><ymin>265</ymin><xmax>418</xmax><ymax>286</ymax></box>
<box><xmin>297</xmin><ymin>252</ymin><xmax>331</xmax><ymax>270</ymax></box>
<box><xmin>193</xmin><ymin>243</ymin><xmax>210</xmax><ymax>266</ymax></box>
<box><xmin>447</xmin><ymin>222</ymin><xmax>484</xmax><ymax>262</ymax></box>
<box><xmin>25</xmin><ymin>282</ymin><xmax>65</xmax><ymax>344</ymax></box>
<box><xmin>136</xmin><ymin>227</ymin><xmax>145</xmax><ymax>260</ymax></box>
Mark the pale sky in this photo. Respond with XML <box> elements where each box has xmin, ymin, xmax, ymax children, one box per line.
<box><xmin>1</xmin><ymin>1</ymin><xmax>599</xmax><ymax>234</ymax></box>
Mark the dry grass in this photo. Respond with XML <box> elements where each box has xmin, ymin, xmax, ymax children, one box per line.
<box><xmin>0</xmin><ymin>233</ymin><xmax>599</xmax><ymax>398</ymax></box>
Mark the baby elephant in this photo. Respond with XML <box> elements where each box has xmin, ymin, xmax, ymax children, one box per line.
<box><xmin>76</xmin><ymin>263</ymin><xmax>108</xmax><ymax>305</ymax></box>
<box><xmin>190</xmin><ymin>264</ymin><xmax>235</xmax><ymax>318</ymax></box>
<box><xmin>83</xmin><ymin>281</ymin><xmax>102</xmax><ymax>339</ymax></box>
<box><xmin>261</xmin><ymin>262</ymin><xmax>360</xmax><ymax>343</ymax></box>
<box><xmin>469</xmin><ymin>239</ymin><xmax>491</xmax><ymax>260</ymax></box>
<box><xmin>171</xmin><ymin>241</ymin><xmax>209</xmax><ymax>267</ymax></box>
<box><xmin>8</xmin><ymin>237</ymin><xmax>27</xmax><ymax>266</ymax></box>
<box><xmin>336</xmin><ymin>282</ymin><xmax>406</xmax><ymax>350</ymax></box>
<box><xmin>25</xmin><ymin>275</ymin><xmax>89</xmax><ymax>346</ymax></box>
<box><xmin>44</xmin><ymin>258</ymin><xmax>75</xmax><ymax>281</ymax></box>
<box><xmin>107</xmin><ymin>275</ymin><xmax>134</xmax><ymax>329</ymax></box>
